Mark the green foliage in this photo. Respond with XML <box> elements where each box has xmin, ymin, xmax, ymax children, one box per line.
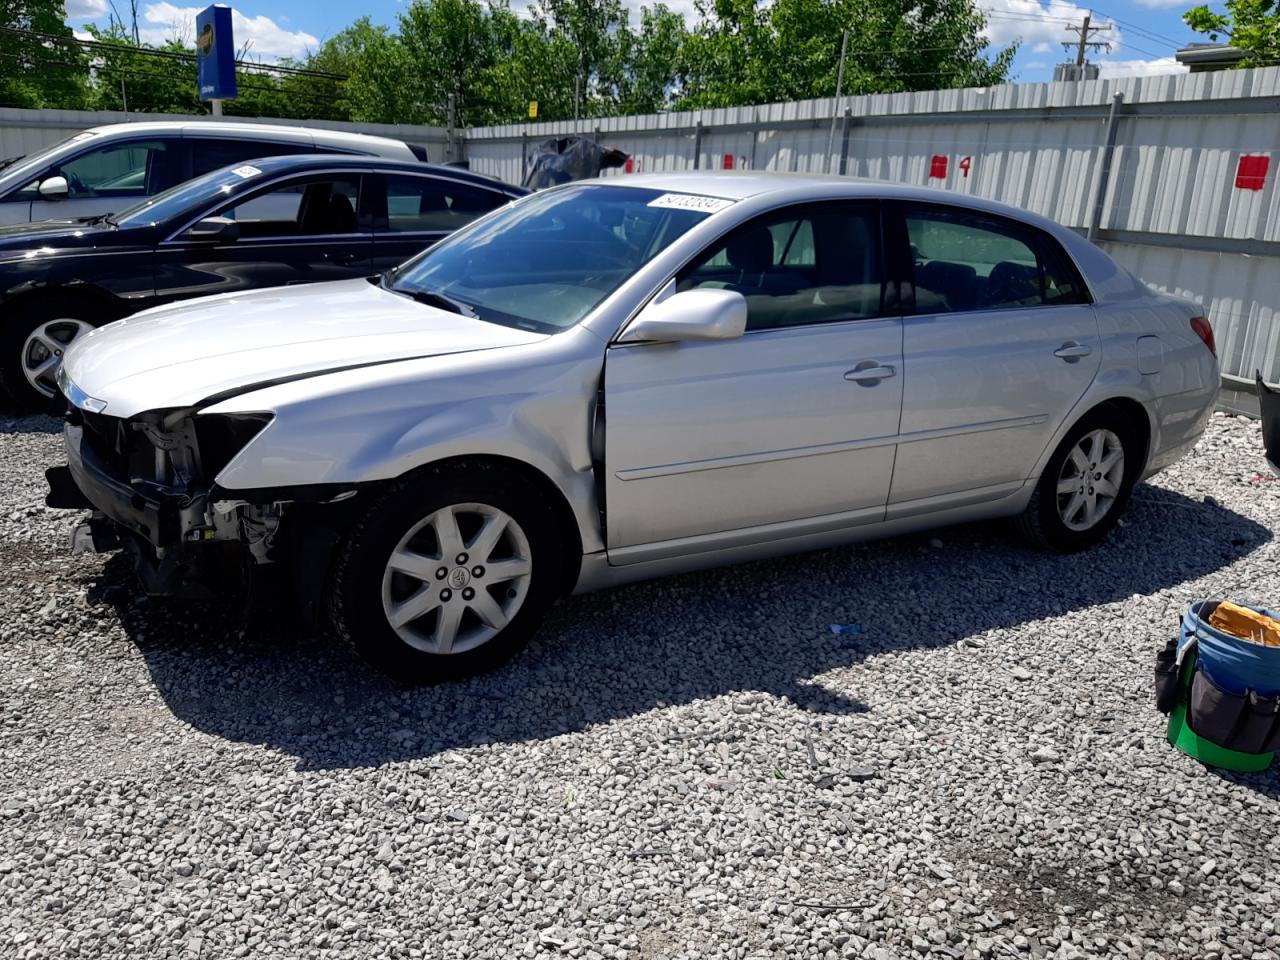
<box><xmin>1184</xmin><ymin>0</ymin><xmax>1280</xmax><ymax>64</ymax></box>
<box><xmin>0</xmin><ymin>0</ymin><xmax>90</xmax><ymax>108</ymax></box>
<box><xmin>23</xmin><ymin>0</ymin><xmax>1016</xmax><ymax>123</ymax></box>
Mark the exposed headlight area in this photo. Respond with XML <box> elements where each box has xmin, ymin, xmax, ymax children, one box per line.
<box><xmin>58</xmin><ymin>404</ymin><xmax>280</xmax><ymax>594</ymax></box>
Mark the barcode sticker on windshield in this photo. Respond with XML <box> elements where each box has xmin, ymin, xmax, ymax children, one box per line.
<box><xmin>647</xmin><ymin>193</ymin><xmax>734</xmax><ymax>213</ymax></box>
<box><xmin>231</xmin><ymin>165</ymin><xmax>262</xmax><ymax>179</ymax></box>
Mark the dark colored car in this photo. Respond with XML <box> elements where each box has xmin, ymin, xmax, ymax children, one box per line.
<box><xmin>0</xmin><ymin>154</ymin><xmax>526</xmax><ymax>410</ymax></box>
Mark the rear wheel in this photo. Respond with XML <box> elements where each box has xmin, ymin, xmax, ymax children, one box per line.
<box><xmin>328</xmin><ymin>464</ymin><xmax>563</xmax><ymax>683</ymax></box>
<box><xmin>0</xmin><ymin>298</ymin><xmax>98</xmax><ymax>412</ymax></box>
<box><xmin>1017</xmin><ymin>409</ymin><xmax>1140</xmax><ymax>552</ymax></box>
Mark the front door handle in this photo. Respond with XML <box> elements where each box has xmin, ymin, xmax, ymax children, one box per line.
<box><xmin>326</xmin><ymin>251</ymin><xmax>359</xmax><ymax>265</ymax></box>
<box><xmin>1053</xmin><ymin>341</ymin><xmax>1092</xmax><ymax>362</ymax></box>
<box><xmin>844</xmin><ymin>362</ymin><xmax>897</xmax><ymax>383</ymax></box>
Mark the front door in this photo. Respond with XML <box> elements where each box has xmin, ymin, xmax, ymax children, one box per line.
<box><xmin>888</xmin><ymin>202</ymin><xmax>1102</xmax><ymax>512</ymax></box>
<box><xmin>153</xmin><ymin>172</ymin><xmax>378</xmax><ymax>301</ymax></box>
<box><xmin>27</xmin><ymin>137</ymin><xmax>182</xmax><ymax>224</ymax></box>
<box><xmin>604</xmin><ymin>201</ymin><xmax>904</xmax><ymax>561</ymax></box>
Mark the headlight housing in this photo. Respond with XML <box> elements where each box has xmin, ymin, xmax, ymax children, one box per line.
<box><xmin>194</xmin><ymin>412</ymin><xmax>273</xmax><ymax>480</ymax></box>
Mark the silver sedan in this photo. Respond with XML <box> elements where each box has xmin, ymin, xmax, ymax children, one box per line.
<box><xmin>52</xmin><ymin>173</ymin><xmax>1220</xmax><ymax>681</ymax></box>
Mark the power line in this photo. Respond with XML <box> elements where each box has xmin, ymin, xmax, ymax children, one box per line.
<box><xmin>0</xmin><ymin>26</ymin><xmax>347</xmax><ymax>81</ymax></box>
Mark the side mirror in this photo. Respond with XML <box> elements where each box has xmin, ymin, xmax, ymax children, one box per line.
<box><xmin>618</xmin><ymin>287</ymin><xmax>748</xmax><ymax>344</ymax></box>
<box><xmin>38</xmin><ymin>176</ymin><xmax>69</xmax><ymax>199</ymax></box>
<box><xmin>182</xmin><ymin>216</ymin><xmax>240</xmax><ymax>243</ymax></box>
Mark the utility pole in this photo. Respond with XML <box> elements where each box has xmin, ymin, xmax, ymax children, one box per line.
<box><xmin>825</xmin><ymin>29</ymin><xmax>849</xmax><ymax>175</ymax></box>
<box><xmin>1063</xmin><ymin>13</ymin><xmax>1112</xmax><ymax>69</ymax></box>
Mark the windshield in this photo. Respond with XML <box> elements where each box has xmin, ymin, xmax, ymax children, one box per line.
<box><xmin>388</xmin><ymin>184</ymin><xmax>727</xmax><ymax>333</ymax></box>
<box><xmin>0</xmin><ymin>131</ymin><xmax>98</xmax><ymax>194</ymax></box>
<box><xmin>112</xmin><ymin>165</ymin><xmax>261</xmax><ymax>227</ymax></box>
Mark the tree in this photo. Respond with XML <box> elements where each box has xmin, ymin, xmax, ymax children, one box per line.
<box><xmin>1184</xmin><ymin>0</ymin><xmax>1280</xmax><ymax>65</ymax></box>
<box><xmin>0</xmin><ymin>0</ymin><xmax>90</xmax><ymax>109</ymax></box>
<box><xmin>681</xmin><ymin>0</ymin><xmax>1015</xmax><ymax>108</ymax></box>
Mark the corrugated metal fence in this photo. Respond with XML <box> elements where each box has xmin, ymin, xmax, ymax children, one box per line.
<box><xmin>3</xmin><ymin>70</ymin><xmax>1278</xmax><ymax>398</ymax></box>
<box><xmin>469</xmin><ymin>68</ymin><xmax>1280</xmax><ymax>398</ymax></box>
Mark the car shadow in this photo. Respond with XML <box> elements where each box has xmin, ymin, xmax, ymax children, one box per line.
<box><xmin>0</xmin><ymin>410</ymin><xmax>63</xmax><ymax>435</ymax></box>
<box><xmin>85</xmin><ymin>484</ymin><xmax>1271</xmax><ymax>772</ymax></box>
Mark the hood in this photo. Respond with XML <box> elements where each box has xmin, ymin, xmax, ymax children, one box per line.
<box><xmin>0</xmin><ymin>218</ymin><xmax>118</xmax><ymax>254</ymax></box>
<box><xmin>62</xmin><ymin>278</ymin><xmax>547</xmax><ymax>418</ymax></box>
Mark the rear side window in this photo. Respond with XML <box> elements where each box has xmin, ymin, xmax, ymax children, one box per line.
<box><xmin>678</xmin><ymin>203</ymin><xmax>884</xmax><ymax>331</ymax></box>
<box><xmin>904</xmin><ymin>205</ymin><xmax>1088</xmax><ymax>313</ymax></box>
<box><xmin>188</xmin><ymin>138</ymin><xmax>309</xmax><ymax>177</ymax></box>
<box><xmin>379</xmin><ymin>174</ymin><xmax>509</xmax><ymax>232</ymax></box>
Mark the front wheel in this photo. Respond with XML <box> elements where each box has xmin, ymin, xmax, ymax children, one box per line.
<box><xmin>1017</xmin><ymin>410</ymin><xmax>1139</xmax><ymax>552</ymax></box>
<box><xmin>0</xmin><ymin>298</ymin><xmax>98</xmax><ymax>412</ymax></box>
<box><xmin>327</xmin><ymin>464</ymin><xmax>563</xmax><ymax>683</ymax></box>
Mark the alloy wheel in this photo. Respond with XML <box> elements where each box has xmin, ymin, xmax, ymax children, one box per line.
<box><xmin>22</xmin><ymin>319</ymin><xmax>93</xmax><ymax>399</ymax></box>
<box><xmin>1056</xmin><ymin>428</ymin><xmax>1125</xmax><ymax>532</ymax></box>
<box><xmin>380</xmin><ymin>502</ymin><xmax>533</xmax><ymax>655</ymax></box>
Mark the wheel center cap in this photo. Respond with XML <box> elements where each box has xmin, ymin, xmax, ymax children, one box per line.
<box><xmin>448</xmin><ymin>567</ymin><xmax>471</xmax><ymax>589</ymax></box>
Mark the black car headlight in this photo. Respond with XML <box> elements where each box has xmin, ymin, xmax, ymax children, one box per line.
<box><xmin>194</xmin><ymin>413</ymin><xmax>273</xmax><ymax>479</ymax></box>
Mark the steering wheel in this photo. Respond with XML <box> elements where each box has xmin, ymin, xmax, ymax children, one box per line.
<box><xmin>64</xmin><ymin>170</ymin><xmax>87</xmax><ymax>195</ymax></box>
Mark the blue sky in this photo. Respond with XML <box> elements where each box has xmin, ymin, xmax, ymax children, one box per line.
<box><xmin>63</xmin><ymin>0</ymin><xmax>1209</xmax><ymax>86</ymax></box>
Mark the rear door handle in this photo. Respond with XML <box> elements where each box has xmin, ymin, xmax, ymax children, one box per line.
<box><xmin>1053</xmin><ymin>342</ymin><xmax>1092</xmax><ymax>362</ymax></box>
<box><xmin>844</xmin><ymin>362</ymin><xmax>897</xmax><ymax>383</ymax></box>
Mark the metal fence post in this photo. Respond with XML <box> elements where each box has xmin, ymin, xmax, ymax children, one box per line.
<box><xmin>838</xmin><ymin>109</ymin><xmax>852</xmax><ymax>176</ymax></box>
<box><xmin>521</xmin><ymin>132</ymin><xmax>528</xmax><ymax>174</ymax></box>
<box><xmin>692</xmin><ymin>120</ymin><xmax>703</xmax><ymax>170</ymax></box>
<box><xmin>1088</xmin><ymin>91</ymin><xmax>1125</xmax><ymax>242</ymax></box>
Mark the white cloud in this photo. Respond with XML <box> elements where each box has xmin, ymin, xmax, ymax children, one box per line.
<box><xmin>979</xmin><ymin>0</ymin><xmax>1121</xmax><ymax>53</ymax></box>
<box><xmin>1130</xmin><ymin>0</ymin><xmax>1189</xmax><ymax>7</ymax></box>
<box><xmin>65</xmin><ymin>0</ymin><xmax>108</xmax><ymax>16</ymax></box>
<box><xmin>137</xmin><ymin>2</ymin><xmax>319</xmax><ymax>60</ymax></box>
<box><xmin>1032</xmin><ymin>41</ymin><xmax>1052</xmax><ymax>53</ymax></box>
<box><xmin>1096</xmin><ymin>56</ymin><xmax>1188</xmax><ymax>77</ymax></box>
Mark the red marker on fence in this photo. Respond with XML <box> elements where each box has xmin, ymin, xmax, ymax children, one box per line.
<box><xmin>722</xmin><ymin>154</ymin><xmax>734</xmax><ymax>170</ymax></box>
<box><xmin>959</xmin><ymin>156</ymin><xmax>972</xmax><ymax>179</ymax></box>
<box><xmin>929</xmin><ymin>155</ymin><xmax>948</xmax><ymax>179</ymax></box>
<box><xmin>1236</xmin><ymin>155</ymin><xmax>1269</xmax><ymax>191</ymax></box>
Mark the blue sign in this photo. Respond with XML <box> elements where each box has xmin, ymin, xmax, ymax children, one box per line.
<box><xmin>195</xmin><ymin>5</ymin><xmax>237</xmax><ymax>101</ymax></box>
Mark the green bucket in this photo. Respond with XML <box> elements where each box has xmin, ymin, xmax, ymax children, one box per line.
<box><xmin>1167</xmin><ymin>654</ymin><xmax>1276</xmax><ymax>773</ymax></box>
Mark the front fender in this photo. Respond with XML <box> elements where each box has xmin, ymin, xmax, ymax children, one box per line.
<box><xmin>202</xmin><ymin>335</ymin><xmax>607</xmax><ymax>553</ymax></box>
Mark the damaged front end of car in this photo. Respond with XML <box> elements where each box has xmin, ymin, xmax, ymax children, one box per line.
<box><xmin>46</xmin><ymin>399</ymin><xmax>286</xmax><ymax>596</ymax></box>
<box><xmin>45</xmin><ymin>370</ymin><xmax>367</xmax><ymax>614</ymax></box>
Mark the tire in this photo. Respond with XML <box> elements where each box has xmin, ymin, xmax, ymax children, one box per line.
<box><xmin>1016</xmin><ymin>408</ymin><xmax>1140</xmax><ymax>552</ymax></box>
<box><xmin>0</xmin><ymin>296</ymin><xmax>99</xmax><ymax>413</ymax></box>
<box><xmin>327</xmin><ymin>462</ymin><xmax>564</xmax><ymax>683</ymax></box>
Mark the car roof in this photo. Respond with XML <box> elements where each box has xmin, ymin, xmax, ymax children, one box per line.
<box><xmin>600</xmin><ymin>170</ymin><xmax>1079</xmax><ymax>242</ymax></box>
<box><xmin>84</xmin><ymin>119</ymin><xmax>397</xmax><ymax>146</ymax></box>
<box><xmin>245</xmin><ymin>153</ymin><xmax>525</xmax><ymax>192</ymax></box>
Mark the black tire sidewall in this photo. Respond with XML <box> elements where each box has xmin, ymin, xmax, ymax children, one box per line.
<box><xmin>0</xmin><ymin>298</ymin><xmax>93</xmax><ymax>412</ymax></box>
<box><xmin>330</xmin><ymin>465</ymin><xmax>563</xmax><ymax>683</ymax></box>
<box><xmin>1030</xmin><ymin>409</ymin><xmax>1140</xmax><ymax>552</ymax></box>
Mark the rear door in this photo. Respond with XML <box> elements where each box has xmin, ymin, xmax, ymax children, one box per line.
<box><xmin>153</xmin><ymin>171</ymin><xmax>377</xmax><ymax>301</ymax></box>
<box><xmin>183</xmin><ymin>136</ymin><xmax>311</xmax><ymax>179</ymax></box>
<box><xmin>887</xmin><ymin>202</ymin><xmax>1101</xmax><ymax>513</ymax></box>
<box><xmin>369</xmin><ymin>172</ymin><xmax>513</xmax><ymax>271</ymax></box>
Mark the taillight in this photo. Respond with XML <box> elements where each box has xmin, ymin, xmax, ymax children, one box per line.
<box><xmin>1190</xmin><ymin>316</ymin><xmax>1216</xmax><ymax>358</ymax></box>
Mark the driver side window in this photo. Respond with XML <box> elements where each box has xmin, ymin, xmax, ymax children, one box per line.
<box><xmin>677</xmin><ymin>204</ymin><xmax>884</xmax><ymax>332</ymax></box>
<box><xmin>31</xmin><ymin>139</ymin><xmax>180</xmax><ymax>199</ymax></box>
<box><xmin>219</xmin><ymin>175</ymin><xmax>364</xmax><ymax>238</ymax></box>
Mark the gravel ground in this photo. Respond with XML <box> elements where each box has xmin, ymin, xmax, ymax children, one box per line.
<box><xmin>0</xmin><ymin>409</ymin><xmax>1277</xmax><ymax>960</ymax></box>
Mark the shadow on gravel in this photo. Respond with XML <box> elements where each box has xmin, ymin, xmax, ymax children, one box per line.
<box><xmin>85</xmin><ymin>484</ymin><xmax>1271</xmax><ymax>772</ymax></box>
<box><xmin>0</xmin><ymin>410</ymin><xmax>63</xmax><ymax>435</ymax></box>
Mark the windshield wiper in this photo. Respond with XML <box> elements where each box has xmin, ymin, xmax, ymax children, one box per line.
<box><xmin>395</xmin><ymin>285</ymin><xmax>476</xmax><ymax>318</ymax></box>
<box><xmin>77</xmin><ymin>212</ymin><xmax>117</xmax><ymax>226</ymax></box>
<box><xmin>0</xmin><ymin>155</ymin><xmax>21</xmax><ymax>171</ymax></box>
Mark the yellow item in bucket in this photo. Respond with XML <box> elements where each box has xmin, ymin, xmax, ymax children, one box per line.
<box><xmin>1208</xmin><ymin>601</ymin><xmax>1280</xmax><ymax>648</ymax></box>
